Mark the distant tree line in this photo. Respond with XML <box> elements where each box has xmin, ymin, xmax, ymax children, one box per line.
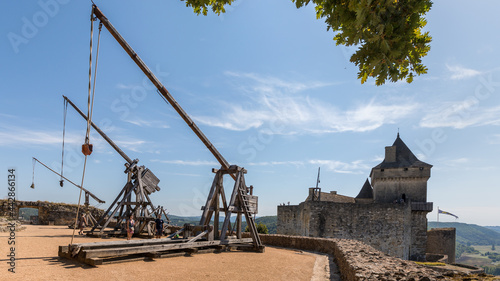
<box><xmin>482</xmin><ymin>265</ymin><xmax>500</xmax><ymax>276</ymax></box>
<box><xmin>245</xmin><ymin>223</ymin><xmax>269</xmax><ymax>234</ymax></box>
<box><xmin>456</xmin><ymin>243</ymin><xmax>479</xmax><ymax>259</ymax></box>
<box><xmin>482</xmin><ymin>252</ymin><xmax>500</xmax><ymax>263</ymax></box>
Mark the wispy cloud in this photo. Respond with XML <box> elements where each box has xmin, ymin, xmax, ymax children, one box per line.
<box><xmin>487</xmin><ymin>134</ymin><xmax>500</xmax><ymax>144</ymax></box>
<box><xmin>0</xmin><ymin>113</ymin><xmax>17</xmax><ymax>119</ymax></box>
<box><xmin>444</xmin><ymin>157</ymin><xmax>469</xmax><ymax>167</ymax></box>
<box><xmin>420</xmin><ymin>102</ymin><xmax>500</xmax><ymax>129</ymax></box>
<box><xmin>248</xmin><ymin>159</ymin><xmax>371</xmax><ymax>174</ymax></box>
<box><xmin>248</xmin><ymin>161</ymin><xmax>305</xmax><ymax>167</ymax></box>
<box><xmin>124</xmin><ymin>118</ymin><xmax>170</xmax><ymax>129</ymax></box>
<box><xmin>114</xmin><ymin>139</ymin><xmax>148</xmax><ymax>153</ymax></box>
<box><xmin>308</xmin><ymin>159</ymin><xmax>371</xmax><ymax>174</ymax></box>
<box><xmin>446</xmin><ymin>64</ymin><xmax>481</xmax><ymax>80</ymax></box>
<box><xmin>194</xmin><ymin>95</ymin><xmax>418</xmax><ymax>134</ymax></box>
<box><xmin>0</xmin><ymin>126</ymin><xmax>81</xmax><ymax>147</ymax></box>
<box><xmin>151</xmin><ymin>159</ymin><xmax>218</xmax><ymax>166</ymax></box>
<box><xmin>224</xmin><ymin>71</ymin><xmax>334</xmax><ymax>94</ymax></box>
<box><xmin>193</xmin><ymin>72</ymin><xmax>418</xmax><ymax>134</ymax></box>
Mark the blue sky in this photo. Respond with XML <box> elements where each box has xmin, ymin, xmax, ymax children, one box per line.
<box><xmin>1</xmin><ymin>0</ymin><xmax>499</xmax><ymax>226</ymax></box>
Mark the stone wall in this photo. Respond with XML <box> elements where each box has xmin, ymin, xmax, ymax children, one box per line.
<box><xmin>277</xmin><ymin>204</ymin><xmax>305</xmax><ymax>236</ymax></box>
<box><xmin>247</xmin><ymin>234</ymin><xmax>446</xmax><ymax>281</ymax></box>
<box><xmin>278</xmin><ymin>200</ymin><xmax>433</xmax><ymax>261</ymax></box>
<box><xmin>372</xmin><ymin>176</ymin><xmax>429</xmax><ymax>204</ymax></box>
<box><xmin>410</xmin><ymin>211</ymin><xmax>429</xmax><ymax>261</ymax></box>
<box><xmin>370</xmin><ymin>166</ymin><xmax>430</xmax><ymax>204</ymax></box>
<box><xmin>0</xmin><ymin>200</ymin><xmax>103</xmax><ymax>226</ymax></box>
<box><xmin>427</xmin><ymin>227</ymin><xmax>456</xmax><ymax>264</ymax></box>
<box><xmin>278</xmin><ymin>201</ymin><xmax>416</xmax><ymax>260</ymax></box>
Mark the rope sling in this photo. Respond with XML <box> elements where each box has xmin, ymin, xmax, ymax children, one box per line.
<box><xmin>60</xmin><ymin>99</ymin><xmax>68</xmax><ymax>187</ymax></box>
<box><xmin>70</xmin><ymin>7</ymin><xmax>102</xmax><ymax>245</ymax></box>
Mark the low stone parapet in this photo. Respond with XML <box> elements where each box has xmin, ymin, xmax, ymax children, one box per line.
<box><xmin>249</xmin><ymin>234</ymin><xmax>446</xmax><ymax>281</ymax></box>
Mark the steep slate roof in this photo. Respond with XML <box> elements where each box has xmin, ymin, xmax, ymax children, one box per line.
<box><xmin>356</xmin><ymin>178</ymin><xmax>373</xmax><ymax>199</ymax></box>
<box><xmin>373</xmin><ymin>133</ymin><xmax>433</xmax><ymax>169</ymax></box>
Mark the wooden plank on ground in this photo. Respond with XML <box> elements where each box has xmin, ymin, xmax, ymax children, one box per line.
<box><xmin>70</xmin><ymin>237</ymin><xmax>178</xmax><ymax>251</ymax></box>
<box><xmin>86</xmin><ymin>258</ymin><xmax>103</xmax><ymax>266</ymax></box>
<box><xmin>83</xmin><ymin>238</ymin><xmax>253</xmax><ymax>259</ymax></box>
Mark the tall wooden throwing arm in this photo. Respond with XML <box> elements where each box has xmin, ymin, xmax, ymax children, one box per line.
<box><xmin>92</xmin><ymin>5</ymin><xmax>231</xmax><ymax>175</ymax></box>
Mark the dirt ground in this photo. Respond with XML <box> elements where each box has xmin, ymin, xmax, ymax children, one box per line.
<box><xmin>0</xmin><ymin>225</ymin><xmax>317</xmax><ymax>281</ymax></box>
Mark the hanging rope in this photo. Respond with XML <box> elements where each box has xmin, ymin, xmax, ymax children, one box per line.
<box><xmin>71</xmin><ymin>7</ymin><xmax>102</xmax><ymax>245</ymax></box>
<box><xmin>30</xmin><ymin>158</ymin><xmax>36</xmax><ymax>189</ymax></box>
<box><xmin>89</xmin><ymin>21</ymin><xmax>102</xmax><ymax>130</ymax></box>
<box><xmin>60</xmin><ymin>100</ymin><xmax>68</xmax><ymax>187</ymax></box>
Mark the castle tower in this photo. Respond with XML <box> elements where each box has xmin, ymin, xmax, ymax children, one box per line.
<box><xmin>370</xmin><ymin>133</ymin><xmax>432</xmax><ymax>204</ymax></box>
<box><xmin>370</xmin><ymin>133</ymin><xmax>434</xmax><ymax>260</ymax></box>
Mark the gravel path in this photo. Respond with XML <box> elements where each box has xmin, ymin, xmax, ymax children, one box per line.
<box><xmin>0</xmin><ymin>225</ymin><xmax>317</xmax><ymax>281</ymax></box>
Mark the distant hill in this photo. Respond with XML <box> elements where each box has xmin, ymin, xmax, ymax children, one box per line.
<box><xmin>241</xmin><ymin>216</ymin><xmax>278</xmax><ymax>234</ymax></box>
<box><xmin>255</xmin><ymin>216</ymin><xmax>278</xmax><ymax>233</ymax></box>
<box><xmin>167</xmin><ymin>215</ymin><xmax>200</xmax><ymax>226</ymax></box>
<box><xmin>428</xmin><ymin>222</ymin><xmax>500</xmax><ymax>246</ymax></box>
<box><xmin>485</xmin><ymin>226</ymin><xmax>500</xmax><ymax>234</ymax></box>
<box><xmin>167</xmin><ymin>214</ymin><xmax>278</xmax><ymax>234</ymax></box>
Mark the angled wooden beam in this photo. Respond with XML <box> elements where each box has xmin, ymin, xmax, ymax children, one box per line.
<box><xmin>91</xmin><ymin>4</ymin><xmax>233</xmax><ymax>180</ymax></box>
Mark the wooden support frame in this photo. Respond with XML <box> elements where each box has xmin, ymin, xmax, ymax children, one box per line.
<box><xmin>89</xmin><ymin>164</ymin><xmax>166</xmax><ymax>237</ymax></box>
<box><xmin>199</xmin><ymin>165</ymin><xmax>263</xmax><ymax>250</ymax></box>
<box><xmin>64</xmin><ymin>96</ymin><xmax>168</xmax><ymax>237</ymax></box>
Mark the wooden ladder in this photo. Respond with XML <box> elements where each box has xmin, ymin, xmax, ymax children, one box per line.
<box><xmin>237</xmin><ymin>181</ymin><xmax>262</xmax><ymax>247</ymax></box>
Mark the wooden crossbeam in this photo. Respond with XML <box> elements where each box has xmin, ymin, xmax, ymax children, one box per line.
<box><xmin>187</xmin><ymin>229</ymin><xmax>210</xmax><ymax>243</ymax></box>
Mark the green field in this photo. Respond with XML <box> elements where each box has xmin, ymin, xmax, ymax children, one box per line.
<box><xmin>457</xmin><ymin>244</ymin><xmax>500</xmax><ymax>275</ymax></box>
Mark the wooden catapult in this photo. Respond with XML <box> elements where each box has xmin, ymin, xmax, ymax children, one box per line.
<box><xmin>59</xmin><ymin>4</ymin><xmax>264</xmax><ymax>266</ymax></box>
<box><xmin>63</xmin><ymin>96</ymin><xmax>169</xmax><ymax>237</ymax></box>
<box><xmin>31</xmin><ymin>157</ymin><xmax>105</xmax><ymax>228</ymax></box>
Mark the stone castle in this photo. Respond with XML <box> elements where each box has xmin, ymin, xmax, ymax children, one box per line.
<box><xmin>277</xmin><ymin>134</ymin><xmax>434</xmax><ymax>260</ymax></box>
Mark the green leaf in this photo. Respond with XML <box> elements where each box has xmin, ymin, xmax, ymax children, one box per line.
<box><xmin>183</xmin><ymin>0</ymin><xmax>433</xmax><ymax>85</ymax></box>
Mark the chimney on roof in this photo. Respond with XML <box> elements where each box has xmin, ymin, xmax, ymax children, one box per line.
<box><xmin>385</xmin><ymin>145</ymin><xmax>397</xmax><ymax>163</ymax></box>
